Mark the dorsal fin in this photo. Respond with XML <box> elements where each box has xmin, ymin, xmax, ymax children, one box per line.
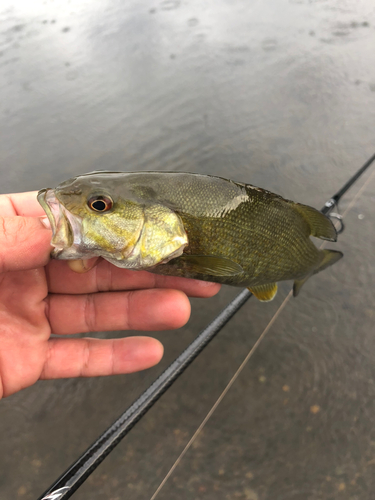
<box><xmin>293</xmin><ymin>203</ymin><xmax>337</xmax><ymax>241</ymax></box>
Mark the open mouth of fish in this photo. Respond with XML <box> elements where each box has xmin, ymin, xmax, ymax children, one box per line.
<box><xmin>37</xmin><ymin>188</ymin><xmax>84</xmax><ymax>259</ymax></box>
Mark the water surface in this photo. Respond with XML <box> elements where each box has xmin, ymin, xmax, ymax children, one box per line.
<box><xmin>1</xmin><ymin>0</ymin><xmax>375</xmax><ymax>499</ymax></box>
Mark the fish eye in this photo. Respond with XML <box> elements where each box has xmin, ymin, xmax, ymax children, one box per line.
<box><xmin>88</xmin><ymin>195</ymin><xmax>113</xmax><ymax>213</ymax></box>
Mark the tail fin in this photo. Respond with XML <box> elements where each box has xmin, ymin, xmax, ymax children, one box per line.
<box><xmin>293</xmin><ymin>203</ymin><xmax>338</xmax><ymax>241</ymax></box>
<box><xmin>313</xmin><ymin>249</ymin><xmax>343</xmax><ymax>274</ymax></box>
<box><xmin>293</xmin><ymin>249</ymin><xmax>343</xmax><ymax>297</ymax></box>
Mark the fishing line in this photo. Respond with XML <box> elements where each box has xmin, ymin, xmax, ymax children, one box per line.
<box><xmin>149</xmin><ymin>290</ymin><xmax>293</xmax><ymax>500</ymax></box>
<box><xmin>38</xmin><ymin>289</ymin><xmax>252</xmax><ymax>500</ymax></box>
<box><xmin>37</xmin><ymin>152</ymin><xmax>375</xmax><ymax>500</ymax></box>
<box><xmin>149</xmin><ymin>164</ymin><xmax>375</xmax><ymax>500</ymax></box>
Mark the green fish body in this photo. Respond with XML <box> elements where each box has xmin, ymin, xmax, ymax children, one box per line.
<box><xmin>38</xmin><ymin>171</ymin><xmax>343</xmax><ymax>301</ymax></box>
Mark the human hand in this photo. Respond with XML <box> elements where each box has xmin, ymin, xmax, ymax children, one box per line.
<box><xmin>0</xmin><ymin>191</ymin><xmax>221</xmax><ymax>398</ymax></box>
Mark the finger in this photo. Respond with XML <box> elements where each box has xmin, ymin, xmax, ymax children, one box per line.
<box><xmin>40</xmin><ymin>336</ymin><xmax>164</xmax><ymax>379</ymax></box>
<box><xmin>0</xmin><ymin>216</ymin><xmax>52</xmax><ymax>272</ymax></box>
<box><xmin>0</xmin><ymin>191</ymin><xmax>45</xmax><ymax>217</ymax></box>
<box><xmin>46</xmin><ymin>259</ymin><xmax>221</xmax><ymax>298</ymax></box>
<box><xmin>68</xmin><ymin>257</ymin><xmax>100</xmax><ymax>273</ymax></box>
<box><xmin>47</xmin><ymin>288</ymin><xmax>191</xmax><ymax>334</ymax></box>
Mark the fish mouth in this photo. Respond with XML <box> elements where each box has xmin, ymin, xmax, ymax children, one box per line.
<box><xmin>37</xmin><ymin>188</ymin><xmax>81</xmax><ymax>258</ymax></box>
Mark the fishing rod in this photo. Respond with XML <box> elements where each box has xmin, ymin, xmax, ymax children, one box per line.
<box><xmin>38</xmin><ymin>152</ymin><xmax>375</xmax><ymax>500</ymax></box>
<box><xmin>321</xmin><ymin>151</ymin><xmax>375</xmax><ymax>215</ymax></box>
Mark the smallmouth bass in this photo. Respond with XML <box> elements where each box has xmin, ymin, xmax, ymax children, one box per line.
<box><xmin>38</xmin><ymin>171</ymin><xmax>343</xmax><ymax>301</ymax></box>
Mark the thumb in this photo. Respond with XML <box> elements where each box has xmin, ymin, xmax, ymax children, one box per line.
<box><xmin>0</xmin><ymin>216</ymin><xmax>52</xmax><ymax>272</ymax></box>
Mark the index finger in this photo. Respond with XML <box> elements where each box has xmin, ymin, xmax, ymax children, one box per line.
<box><xmin>47</xmin><ymin>259</ymin><xmax>221</xmax><ymax>298</ymax></box>
<box><xmin>0</xmin><ymin>191</ymin><xmax>45</xmax><ymax>217</ymax></box>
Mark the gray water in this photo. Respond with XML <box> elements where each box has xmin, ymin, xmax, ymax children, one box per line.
<box><xmin>1</xmin><ymin>0</ymin><xmax>375</xmax><ymax>499</ymax></box>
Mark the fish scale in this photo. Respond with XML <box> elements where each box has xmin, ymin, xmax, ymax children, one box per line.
<box><xmin>38</xmin><ymin>171</ymin><xmax>343</xmax><ymax>301</ymax></box>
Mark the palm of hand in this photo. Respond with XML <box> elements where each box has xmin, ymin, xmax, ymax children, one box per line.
<box><xmin>0</xmin><ymin>267</ymin><xmax>49</xmax><ymax>397</ymax></box>
<box><xmin>0</xmin><ymin>192</ymin><xmax>220</xmax><ymax>398</ymax></box>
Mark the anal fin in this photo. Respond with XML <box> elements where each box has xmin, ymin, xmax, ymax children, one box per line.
<box><xmin>248</xmin><ymin>283</ymin><xmax>278</xmax><ymax>302</ymax></box>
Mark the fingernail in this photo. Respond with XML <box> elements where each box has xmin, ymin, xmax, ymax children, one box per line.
<box><xmin>68</xmin><ymin>259</ymin><xmax>87</xmax><ymax>273</ymax></box>
<box><xmin>40</xmin><ymin>216</ymin><xmax>51</xmax><ymax>230</ymax></box>
<box><xmin>68</xmin><ymin>258</ymin><xmax>99</xmax><ymax>273</ymax></box>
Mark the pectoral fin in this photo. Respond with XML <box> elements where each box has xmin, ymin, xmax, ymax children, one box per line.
<box><xmin>174</xmin><ymin>255</ymin><xmax>244</xmax><ymax>277</ymax></box>
<box><xmin>293</xmin><ymin>249</ymin><xmax>343</xmax><ymax>296</ymax></box>
<box><xmin>294</xmin><ymin>203</ymin><xmax>337</xmax><ymax>241</ymax></box>
<box><xmin>248</xmin><ymin>283</ymin><xmax>278</xmax><ymax>302</ymax></box>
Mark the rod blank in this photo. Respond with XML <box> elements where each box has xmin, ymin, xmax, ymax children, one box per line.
<box><xmin>38</xmin><ymin>151</ymin><xmax>375</xmax><ymax>500</ymax></box>
<box><xmin>38</xmin><ymin>290</ymin><xmax>252</xmax><ymax>500</ymax></box>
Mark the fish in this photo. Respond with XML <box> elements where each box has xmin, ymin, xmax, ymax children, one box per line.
<box><xmin>37</xmin><ymin>171</ymin><xmax>343</xmax><ymax>302</ymax></box>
